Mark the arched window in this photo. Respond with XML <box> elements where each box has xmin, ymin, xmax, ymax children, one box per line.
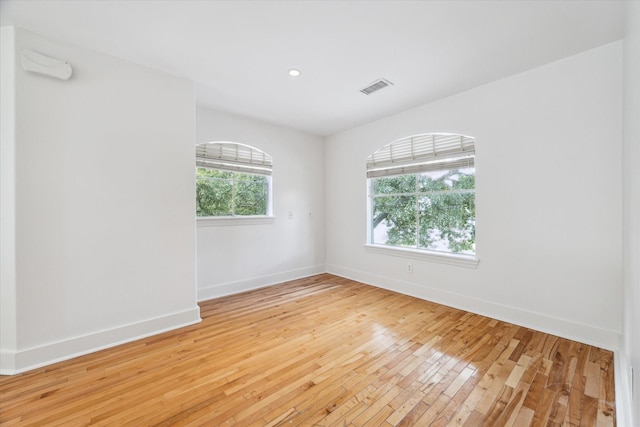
<box><xmin>367</xmin><ymin>133</ymin><xmax>476</xmax><ymax>256</ymax></box>
<box><xmin>195</xmin><ymin>142</ymin><xmax>272</xmax><ymax>218</ymax></box>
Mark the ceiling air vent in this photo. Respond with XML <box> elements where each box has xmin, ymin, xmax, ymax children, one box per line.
<box><xmin>360</xmin><ymin>78</ymin><xmax>393</xmax><ymax>95</ymax></box>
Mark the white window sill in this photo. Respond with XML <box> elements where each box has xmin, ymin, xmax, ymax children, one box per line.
<box><xmin>364</xmin><ymin>244</ymin><xmax>479</xmax><ymax>269</ymax></box>
<box><xmin>197</xmin><ymin>216</ymin><xmax>275</xmax><ymax>227</ymax></box>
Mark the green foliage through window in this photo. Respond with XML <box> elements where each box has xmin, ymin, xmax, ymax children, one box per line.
<box><xmin>370</xmin><ymin>168</ymin><xmax>475</xmax><ymax>254</ymax></box>
<box><xmin>196</xmin><ymin>168</ymin><xmax>269</xmax><ymax>217</ymax></box>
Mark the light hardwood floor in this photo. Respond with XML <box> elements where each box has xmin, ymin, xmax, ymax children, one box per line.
<box><xmin>0</xmin><ymin>274</ymin><xmax>616</xmax><ymax>426</ymax></box>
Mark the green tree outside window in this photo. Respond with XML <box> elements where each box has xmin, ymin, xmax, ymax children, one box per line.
<box><xmin>196</xmin><ymin>168</ymin><xmax>269</xmax><ymax>217</ymax></box>
<box><xmin>371</xmin><ymin>168</ymin><xmax>475</xmax><ymax>254</ymax></box>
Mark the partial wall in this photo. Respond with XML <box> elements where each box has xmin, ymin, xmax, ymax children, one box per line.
<box><xmin>621</xmin><ymin>1</ymin><xmax>640</xmax><ymax>424</ymax></box>
<box><xmin>196</xmin><ymin>108</ymin><xmax>325</xmax><ymax>300</ymax></box>
<box><xmin>0</xmin><ymin>27</ymin><xmax>200</xmax><ymax>374</ymax></box>
<box><xmin>325</xmin><ymin>41</ymin><xmax>623</xmax><ymax>351</ymax></box>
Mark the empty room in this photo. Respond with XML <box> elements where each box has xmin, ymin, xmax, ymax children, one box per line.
<box><xmin>1</xmin><ymin>1</ymin><xmax>638</xmax><ymax>425</ymax></box>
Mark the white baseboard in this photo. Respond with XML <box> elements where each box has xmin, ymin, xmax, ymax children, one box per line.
<box><xmin>4</xmin><ymin>266</ymin><xmax>630</xmax><ymax>422</ymax></box>
<box><xmin>0</xmin><ymin>307</ymin><xmax>201</xmax><ymax>375</ymax></box>
<box><xmin>326</xmin><ymin>264</ymin><xmax>621</xmax><ymax>352</ymax></box>
<box><xmin>197</xmin><ymin>265</ymin><xmax>326</xmax><ymax>302</ymax></box>
<box><xmin>615</xmin><ymin>350</ymin><xmax>634</xmax><ymax>427</ymax></box>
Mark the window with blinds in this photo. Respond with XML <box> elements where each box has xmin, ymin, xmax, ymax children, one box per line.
<box><xmin>367</xmin><ymin>133</ymin><xmax>476</xmax><ymax>256</ymax></box>
<box><xmin>196</xmin><ymin>142</ymin><xmax>272</xmax><ymax>218</ymax></box>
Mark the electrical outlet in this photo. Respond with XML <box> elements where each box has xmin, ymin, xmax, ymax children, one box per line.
<box><xmin>288</xmin><ymin>210</ymin><xmax>294</xmax><ymax>220</ymax></box>
<box><xmin>406</xmin><ymin>263</ymin><xmax>413</xmax><ymax>274</ymax></box>
<box><xmin>308</xmin><ymin>211</ymin><xmax>313</xmax><ymax>220</ymax></box>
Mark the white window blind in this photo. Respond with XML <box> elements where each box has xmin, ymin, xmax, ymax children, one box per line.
<box><xmin>366</xmin><ymin>133</ymin><xmax>475</xmax><ymax>178</ymax></box>
<box><xmin>196</xmin><ymin>142</ymin><xmax>273</xmax><ymax>176</ymax></box>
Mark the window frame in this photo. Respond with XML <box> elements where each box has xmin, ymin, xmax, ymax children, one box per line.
<box><xmin>195</xmin><ymin>142</ymin><xmax>274</xmax><ymax>226</ymax></box>
<box><xmin>365</xmin><ymin>133</ymin><xmax>479</xmax><ymax>268</ymax></box>
<box><xmin>366</xmin><ymin>173</ymin><xmax>478</xmax><ymax>268</ymax></box>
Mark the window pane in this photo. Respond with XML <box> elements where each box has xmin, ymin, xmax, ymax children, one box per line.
<box><xmin>235</xmin><ymin>176</ymin><xmax>268</xmax><ymax>216</ymax></box>
<box><xmin>452</xmin><ymin>168</ymin><xmax>475</xmax><ymax>190</ymax></box>
<box><xmin>196</xmin><ymin>168</ymin><xmax>270</xmax><ymax>217</ymax></box>
<box><xmin>417</xmin><ymin>168</ymin><xmax>475</xmax><ymax>192</ymax></box>
<box><xmin>372</xmin><ymin>195</ymin><xmax>417</xmax><ymax>247</ymax></box>
<box><xmin>196</xmin><ymin>177</ymin><xmax>233</xmax><ymax>216</ymax></box>
<box><xmin>417</xmin><ymin>171</ymin><xmax>452</xmax><ymax>191</ymax></box>
<box><xmin>196</xmin><ymin>167</ymin><xmax>233</xmax><ymax>180</ymax></box>
<box><xmin>373</xmin><ymin>175</ymin><xmax>416</xmax><ymax>195</ymax></box>
<box><xmin>418</xmin><ymin>192</ymin><xmax>475</xmax><ymax>254</ymax></box>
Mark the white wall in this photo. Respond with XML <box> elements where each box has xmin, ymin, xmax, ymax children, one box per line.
<box><xmin>326</xmin><ymin>41</ymin><xmax>623</xmax><ymax>350</ymax></box>
<box><xmin>0</xmin><ymin>27</ymin><xmax>200</xmax><ymax>374</ymax></box>
<box><xmin>196</xmin><ymin>108</ymin><xmax>325</xmax><ymax>299</ymax></box>
<box><xmin>1</xmin><ymin>27</ymin><xmax>18</xmax><ymax>369</ymax></box>
<box><xmin>622</xmin><ymin>1</ymin><xmax>640</xmax><ymax>424</ymax></box>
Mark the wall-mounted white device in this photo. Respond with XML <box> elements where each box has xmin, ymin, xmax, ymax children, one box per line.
<box><xmin>21</xmin><ymin>50</ymin><xmax>73</xmax><ymax>80</ymax></box>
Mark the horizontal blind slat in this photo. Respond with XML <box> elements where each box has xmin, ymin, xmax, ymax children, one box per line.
<box><xmin>367</xmin><ymin>157</ymin><xmax>474</xmax><ymax>178</ymax></box>
<box><xmin>196</xmin><ymin>160</ymin><xmax>272</xmax><ymax>176</ymax></box>
<box><xmin>366</xmin><ymin>133</ymin><xmax>474</xmax><ymax>172</ymax></box>
<box><xmin>196</xmin><ymin>142</ymin><xmax>272</xmax><ymax>175</ymax></box>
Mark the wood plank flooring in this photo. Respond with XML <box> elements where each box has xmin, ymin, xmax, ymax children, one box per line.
<box><xmin>0</xmin><ymin>274</ymin><xmax>616</xmax><ymax>426</ymax></box>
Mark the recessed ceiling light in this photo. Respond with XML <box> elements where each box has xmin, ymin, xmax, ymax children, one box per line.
<box><xmin>288</xmin><ymin>68</ymin><xmax>301</xmax><ymax>77</ymax></box>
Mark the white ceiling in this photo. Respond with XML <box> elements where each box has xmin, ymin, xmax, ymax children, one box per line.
<box><xmin>0</xmin><ymin>1</ymin><xmax>628</xmax><ymax>136</ymax></box>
